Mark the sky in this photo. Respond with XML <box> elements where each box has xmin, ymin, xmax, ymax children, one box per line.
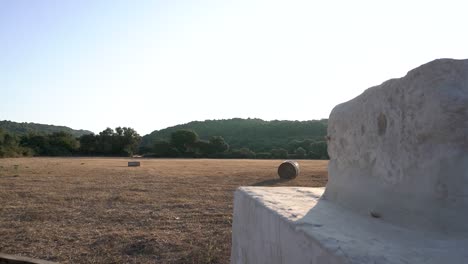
<box><xmin>1</xmin><ymin>0</ymin><xmax>468</xmax><ymax>135</ymax></box>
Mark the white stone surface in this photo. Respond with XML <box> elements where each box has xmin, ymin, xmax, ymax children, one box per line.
<box><xmin>325</xmin><ymin>58</ymin><xmax>468</xmax><ymax>234</ymax></box>
<box><xmin>231</xmin><ymin>187</ymin><xmax>468</xmax><ymax>264</ymax></box>
<box><xmin>231</xmin><ymin>59</ymin><xmax>468</xmax><ymax>263</ymax></box>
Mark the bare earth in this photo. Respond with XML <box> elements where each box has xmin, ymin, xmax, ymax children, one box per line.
<box><xmin>0</xmin><ymin>158</ymin><xmax>328</xmax><ymax>264</ymax></box>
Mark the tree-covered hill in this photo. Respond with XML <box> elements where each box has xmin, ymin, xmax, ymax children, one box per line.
<box><xmin>0</xmin><ymin>120</ymin><xmax>93</xmax><ymax>137</ymax></box>
<box><xmin>0</xmin><ymin>118</ymin><xmax>329</xmax><ymax>159</ymax></box>
<box><xmin>141</xmin><ymin>118</ymin><xmax>328</xmax><ymax>153</ymax></box>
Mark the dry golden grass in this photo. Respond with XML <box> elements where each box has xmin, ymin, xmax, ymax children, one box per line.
<box><xmin>0</xmin><ymin>158</ymin><xmax>328</xmax><ymax>263</ymax></box>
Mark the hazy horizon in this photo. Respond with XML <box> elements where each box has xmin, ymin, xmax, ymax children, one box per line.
<box><xmin>2</xmin><ymin>0</ymin><xmax>468</xmax><ymax>134</ymax></box>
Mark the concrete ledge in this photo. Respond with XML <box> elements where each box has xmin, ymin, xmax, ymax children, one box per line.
<box><xmin>230</xmin><ymin>187</ymin><xmax>468</xmax><ymax>264</ymax></box>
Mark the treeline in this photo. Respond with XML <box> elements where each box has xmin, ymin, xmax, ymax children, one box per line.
<box><xmin>150</xmin><ymin>130</ymin><xmax>229</xmax><ymax>158</ymax></box>
<box><xmin>1</xmin><ymin>118</ymin><xmax>330</xmax><ymax>159</ymax></box>
<box><xmin>0</xmin><ymin>127</ymin><xmax>141</xmax><ymax>158</ymax></box>
<box><xmin>0</xmin><ymin>129</ymin><xmax>33</xmax><ymax>157</ymax></box>
<box><xmin>0</xmin><ymin>120</ymin><xmax>92</xmax><ymax>137</ymax></box>
<box><xmin>145</xmin><ymin>129</ymin><xmax>329</xmax><ymax>159</ymax></box>
<box><xmin>141</xmin><ymin>118</ymin><xmax>328</xmax><ymax>153</ymax></box>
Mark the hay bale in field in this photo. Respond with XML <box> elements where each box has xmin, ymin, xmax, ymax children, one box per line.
<box><xmin>277</xmin><ymin>160</ymin><xmax>299</xmax><ymax>179</ymax></box>
<box><xmin>128</xmin><ymin>161</ymin><xmax>141</xmax><ymax>167</ymax></box>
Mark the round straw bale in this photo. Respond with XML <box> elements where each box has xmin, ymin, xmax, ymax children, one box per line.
<box><xmin>277</xmin><ymin>160</ymin><xmax>300</xmax><ymax>179</ymax></box>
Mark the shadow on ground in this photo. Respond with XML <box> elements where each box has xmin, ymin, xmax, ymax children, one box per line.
<box><xmin>252</xmin><ymin>178</ymin><xmax>290</xmax><ymax>186</ymax></box>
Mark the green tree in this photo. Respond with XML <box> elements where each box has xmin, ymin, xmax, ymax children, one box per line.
<box><xmin>115</xmin><ymin>127</ymin><xmax>124</xmax><ymax>136</ymax></box>
<box><xmin>309</xmin><ymin>141</ymin><xmax>329</xmax><ymax>159</ymax></box>
<box><xmin>0</xmin><ymin>129</ymin><xmax>31</xmax><ymax>157</ymax></box>
<box><xmin>78</xmin><ymin>127</ymin><xmax>141</xmax><ymax>156</ymax></box>
<box><xmin>21</xmin><ymin>134</ymin><xmax>48</xmax><ymax>155</ymax></box>
<box><xmin>153</xmin><ymin>140</ymin><xmax>173</xmax><ymax>157</ymax></box>
<box><xmin>230</xmin><ymin>148</ymin><xmax>256</xmax><ymax>159</ymax></box>
<box><xmin>47</xmin><ymin>132</ymin><xmax>79</xmax><ymax>155</ymax></box>
<box><xmin>193</xmin><ymin>140</ymin><xmax>212</xmax><ymax>156</ymax></box>
<box><xmin>271</xmin><ymin>148</ymin><xmax>288</xmax><ymax>159</ymax></box>
<box><xmin>79</xmin><ymin>134</ymin><xmax>97</xmax><ymax>155</ymax></box>
<box><xmin>99</xmin><ymin>127</ymin><xmax>114</xmax><ymax>137</ymax></box>
<box><xmin>170</xmin><ymin>130</ymin><xmax>198</xmax><ymax>153</ymax></box>
<box><xmin>255</xmin><ymin>152</ymin><xmax>272</xmax><ymax>159</ymax></box>
<box><xmin>97</xmin><ymin>127</ymin><xmax>114</xmax><ymax>154</ymax></box>
<box><xmin>295</xmin><ymin>147</ymin><xmax>306</xmax><ymax>159</ymax></box>
<box><xmin>121</xmin><ymin>127</ymin><xmax>141</xmax><ymax>156</ymax></box>
<box><xmin>21</xmin><ymin>132</ymin><xmax>79</xmax><ymax>156</ymax></box>
<box><xmin>140</xmin><ymin>118</ymin><xmax>328</xmax><ymax>154</ymax></box>
<box><xmin>209</xmin><ymin>136</ymin><xmax>229</xmax><ymax>153</ymax></box>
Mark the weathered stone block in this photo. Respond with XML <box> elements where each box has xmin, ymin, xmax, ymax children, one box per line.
<box><xmin>231</xmin><ymin>187</ymin><xmax>468</xmax><ymax>264</ymax></box>
<box><xmin>325</xmin><ymin>59</ymin><xmax>468</xmax><ymax>233</ymax></box>
<box><xmin>231</xmin><ymin>58</ymin><xmax>468</xmax><ymax>263</ymax></box>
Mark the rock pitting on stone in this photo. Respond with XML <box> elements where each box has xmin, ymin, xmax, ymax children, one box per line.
<box><xmin>324</xmin><ymin>58</ymin><xmax>468</xmax><ymax>234</ymax></box>
<box><xmin>230</xmin><ymin>59</ymin><xmax>468</xmax><ymax>264</ymax></box>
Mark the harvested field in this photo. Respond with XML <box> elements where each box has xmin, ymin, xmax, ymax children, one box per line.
<box><xmin>0</xmin><ymin>158</ymin><xmax>328</xmax><ymax>263</ymax></box>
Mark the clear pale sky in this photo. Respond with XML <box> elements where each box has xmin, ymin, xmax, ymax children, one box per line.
<box><xmin>1</xmin><ymin>0</ymin><xmax>468</xmax><ymax>135</ymax></box>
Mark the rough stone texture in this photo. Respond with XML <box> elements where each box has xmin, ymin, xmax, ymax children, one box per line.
<box><xmin>230</xmin><ymin>187</ymin><xmax>468</xmax><ymax>264</ymax></box>
<box><xmin>324</xmin><ymin>58</ymin><xmax>468</xmax><ymax>234</ymax></box>
<box><xmin>231</xmin><ymin>59</ymin><xmax>468</xmax><ymax>263</ymax></box>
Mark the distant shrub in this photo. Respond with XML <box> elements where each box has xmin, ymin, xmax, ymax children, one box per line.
<box><xmin>0</xmin><ymin>129</ymin><xmax>34</xmax><ymax>157</ymax></box>
<box><xmin>228</xmin><ymin>148</ymin><xmax>256</xmax><ymax>159</ymax></box>
<box><xmin>209</xmin><ymin>136</ymin><xmax>229</xmax><ymax>153</ymax></box>
<box><xmin>309</xmin><ymin>141</ymin><xmax>329</xmax><ymax>160</ymax></box>
<box><xmin>153</xmin><ymin>140</ymin><xmax>172</xmax><ymax>157</ymax></box>
<box><xmin>170</xmin><ymin>130</ymin><xmax>198</xmax><ymax>153</ymax></box>
<box><xmin>295</xmin><ymin>147</ymin><xmax>307</xmax><ymax>159</ymax></box>
<box><xmin>255</xmin><ymin>152</ymin><xmax>272</xmax><ymax>159</ymax></box>
<box><xmin>271</xmin><ymin>148</ymin><xmax>288</xmax><ymax>159</ymax></box>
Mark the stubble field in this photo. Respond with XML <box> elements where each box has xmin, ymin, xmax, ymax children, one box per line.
<box><xmin>0</xmin><ymin>158</ymin><xmax>328</xmax><ymax>263</ymax></box>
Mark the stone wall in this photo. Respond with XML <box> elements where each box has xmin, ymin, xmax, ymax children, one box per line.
<box><xmin>324</xmin><ymin>59</ymin><xmax>468</xmax><ymax>234</ymax></box>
